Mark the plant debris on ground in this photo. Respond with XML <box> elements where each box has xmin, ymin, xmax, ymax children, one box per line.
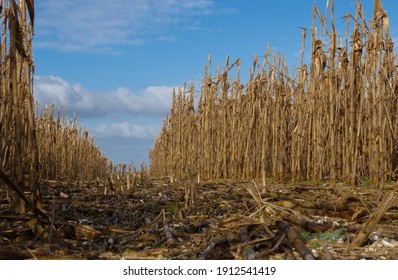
<box><xmin>1</xmin><ymin>179</ymin><xmax>397</xmax><ymax>260</ymax></box>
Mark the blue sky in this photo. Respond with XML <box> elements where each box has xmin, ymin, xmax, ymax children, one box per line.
<box><xmin>33</xmin><ymin>0</ymin><xmax>398</xmax><ymax>165</ymax></box>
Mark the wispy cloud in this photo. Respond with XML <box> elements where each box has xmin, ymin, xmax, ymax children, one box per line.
<box><xmin>35</xmin><ymin>0</ymin><xmax>217</xmax><ymax>52</ymax></box>
<box><xmin>34</xmin><ymin>76</ymin><xmax>174</xmax><ymax>119</ymax></box>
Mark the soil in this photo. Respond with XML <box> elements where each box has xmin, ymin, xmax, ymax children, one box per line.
<box><xmin>1</xmin><ymin>179</ymin><xmax>398</xmax><ymax>260</ymax></box>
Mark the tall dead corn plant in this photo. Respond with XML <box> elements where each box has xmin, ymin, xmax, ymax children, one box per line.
<box><xmin>0</xmin><ymin>0</ymin><xmax>38</xmax><ymax>213</ymax></box>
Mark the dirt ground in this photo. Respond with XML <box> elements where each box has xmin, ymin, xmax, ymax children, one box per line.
<box><xmin>1</xmin><ymin>178</ymin><xmax>398</xmax><ymax>260</ymax></box>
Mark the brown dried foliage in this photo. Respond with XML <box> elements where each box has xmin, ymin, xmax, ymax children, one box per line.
<box><xmin>0</xmin><ymin>1</ymin><xmax>111</xmax><ymax>213</ymax></box>
<box><xmin>149</xmin><ymin>1</ymin><xmax>398</xmax><ymax>186</ymax></box>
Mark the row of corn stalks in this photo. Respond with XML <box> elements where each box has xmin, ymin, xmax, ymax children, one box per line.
<box><xmin>1</xmin><ymin>0</ymin><xmax>39</xmax><ymax>212</ymax></box>
<box><xmin>149</xmin><ymin>0</ymin><xmax>398</xmax><ymax>186</ymax></box>
<box><xmin>36</xmin><ymin>105</ymin><xmax>110</xmax><ymax>182</ymax></box>
<box><xmin>0</xmin><ymin>0</ymin><xmax>114</xmax><ymax>213</ymax></box>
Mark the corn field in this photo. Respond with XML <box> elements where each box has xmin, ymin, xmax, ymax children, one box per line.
<box><xmin>0</xmin><ymin>0</ymin><xmax>110</xmax><ymax>213</ymax></box>
<box><xmin>0</xmin><ymin>0</ymin><xmax>38</xmax><ymax>213</ymax></box>
<box><xmin>36</xmin><ymin>105</ymin><xmax>109</xmax><ymax>182</ymax></box>
<box><xmin>149</xmin><ymin>0</ymin><xmax>398</xmax><ymax>186</ymax></box>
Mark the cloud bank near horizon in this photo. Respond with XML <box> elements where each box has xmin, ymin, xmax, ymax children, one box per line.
<box><xmin>34</xmin><ymin>76</ymin><xmax>174</xmax><ymax>163</ymax></box>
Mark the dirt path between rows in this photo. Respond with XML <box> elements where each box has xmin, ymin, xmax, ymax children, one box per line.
<box><xmin>1</xmin><ymin>179</ymin><xmax>398</xmax><ymax>259</ymax></box>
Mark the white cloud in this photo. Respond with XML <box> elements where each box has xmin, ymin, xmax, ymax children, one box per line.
<box><xmin>94</xmin><ymin>122</ymin><xmax>160</xmax><ymax>140</ymax></box>
<box><xmin>34</xmin><ymin>76</ymin><xmax>95</xmax><ymax>112</ymax></box>
<box><xmin>34</xmin><ymin>76</ymin><xmax>174</xmax><ymax>119</ymax></box>
<box><xmin>35</xmin><ymin>0</ymin><xmax>217</xmax><ymax>52</ymax></box>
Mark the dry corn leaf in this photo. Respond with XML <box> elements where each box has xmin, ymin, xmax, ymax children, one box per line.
<box><xmin>74</xmin><ymin>225</ymin><xmax>102</xmax><ymax>240</ymax></box>
<box><xmin>274</xmin><ymin>200</ymin><xmax>296</xmax><ymax>208</ymax></box>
